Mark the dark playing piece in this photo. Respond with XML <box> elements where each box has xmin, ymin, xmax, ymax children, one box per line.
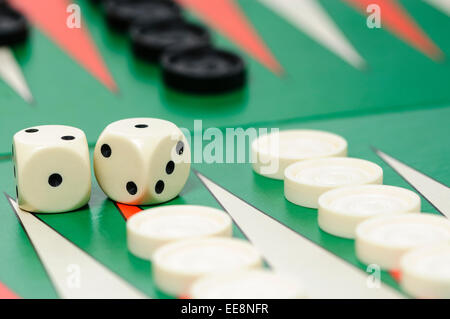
<box><xmin>103</xmin><ymin>0</ymin><xmax>181</xmax><ymax>32</ymax></box>
<box><xmin>130</xmin><ymin>20</ymin><xmax>211</xmax><ymax>63</ymax></box>
<box><xmin>161</xmin><ymin>46</ymin><xmax>247</xmax><ymax>94</ymax></box>
<box><xmin>0</xmin><ymin>2</ymin><xmax>29</xmax><ymax>46</ymax></box>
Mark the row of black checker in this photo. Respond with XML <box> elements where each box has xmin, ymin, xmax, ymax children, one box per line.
<box><xmin>92</xmin><ymin>0</ymin><xmax>247</xmax><ymax>94</ymax></box>
<box><xmin>0</xmin><ymin>1</ymin><xmax>29</xmax><ymax>46</ymax></box>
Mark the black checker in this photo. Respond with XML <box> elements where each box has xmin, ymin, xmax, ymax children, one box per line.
<box><xmin>104</xmin><ymin>0</ymin><xmax>181</xmax><ymax>32</ymax></box>
<box><xmin>131</xmin><ymin>20</ymin><xmax>211</xmax><ymax>63</ymax></box>
<box><xmin>161</xmin><ymin>46</ymin><xmax>247</xmax><ymax>94</ymax></box>
<box><xmin>0</xmin><ymin>2</ymin><xmax>29</xmax><ymax>46</ymax></box>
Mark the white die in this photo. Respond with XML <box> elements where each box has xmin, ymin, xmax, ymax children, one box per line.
<box><xmin>93</xmin><ymin>118</ymin><xmax>191</xmax><ymax>205</ymax></box>
<box><xmin>13</xmin><ymin>125</ymin><xmax>91</xmax><ymax>213</ymax></box>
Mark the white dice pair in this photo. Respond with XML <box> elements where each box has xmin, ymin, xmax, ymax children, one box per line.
<box><xmin>12</xmin><ymin>118</ymin><xmax>191</xmax><ymax>213</ymax></box>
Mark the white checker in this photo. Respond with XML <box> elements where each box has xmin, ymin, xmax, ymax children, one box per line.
<box><xmin>400</xmin><ymin>243</ymin><xmax>450</xmax><ymax>299</ymax></box>
<box><xmin>127</xmin><ymin>205</ymin><xmax>232</xmax><ymax>260</ymax></box>
<box><xmin>318</xmin><ymin>185</ymin><xmax>421</xmax><ymax>238</ymax></box>
<box><xmin>188</xmin><ymin>269</ymin><xmax>307</xmax><ymax>299</ymax></box>
<box><xmin>356</xmin><ymin>214</ymin><xmax>450</xmax><ymax>270</ymax></box>
<box><xmin>284</xmin><ymin>157</ymin><xmax>383</xmax><ymax>208</ymax></box>
<box><xmin>153</xmin><ymin>238</ymin><xmax>262</xmax><ymax>296</ymax></box>
<box><xmin>251</xmin><ymin>130</ymin><xmax>347</xmax><ymax>180</ymax></box>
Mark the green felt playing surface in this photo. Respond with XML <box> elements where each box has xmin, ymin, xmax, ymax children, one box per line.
<box><xmin>0</xmin><ymin>0</ymin><xmax>449</xmax><ymax>298</ymax></box>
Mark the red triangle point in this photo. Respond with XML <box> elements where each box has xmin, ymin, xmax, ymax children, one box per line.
<box><xmin>0</xmin><ymin>282</ymin><xmax>20</xmax><ymax>299</ymax></box>
<box><xmin>390</xmin><ymin>269</ymin><xmax>402</xmax><ymax>282</ymax></box>
<box><xmin>115</xmin><ymin>202</ymin><xmax>143</xmax><ymax>220</ymax></box>
<box><xmin>11</xmin><ymin>0</ymin><xmax>117</xmax><ymax>91</ymax></box>
<box><xmin>344</xmin><ymin>0</ymin><xmax>442</xmax><ymax>60</ymax></box>
<box><xmin>175</xmin><ymin>0</ymin><xmax>282</xmax><ymax>74</ymax></box>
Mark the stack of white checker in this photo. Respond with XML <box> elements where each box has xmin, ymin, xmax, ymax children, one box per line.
<box><xmin>252</xmin><ymin>129</ymin><xmax>450</xmax><ymax>299</ymax></box>
<box><xmin>126</xmin><ymin>205</ymin><xmax>306</xmax><ymax>298</ymax></box>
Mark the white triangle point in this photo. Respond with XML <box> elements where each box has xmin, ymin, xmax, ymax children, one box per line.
<box><xmin>258</xmin><ymin>0</ymin><xmax>365</xmax><ymax>69</ymax></box>
<box><xmin>0</xmin><ymin>47</ymin><xmax>34</xmax><ymax>103</ymax></box>
<box><xmin>424</xmin><ymin>0</ymin><xmax>450</xmax><ymax>16</ymax></box>
<box><xmin>373</xmin><ymin>147</ymin><xmax>450</xmax><ymax>218</ymax></box>
<box><xmin>4</xmin><ymin>193</ymin><xmax>147</xmax><ymax>299</ymax></box>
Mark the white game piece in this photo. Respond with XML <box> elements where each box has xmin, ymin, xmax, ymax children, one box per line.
<box><xmin>251</xmin><ymin>130</ymin><xmax>347</xmax><ymax>180</ymax></box>
<box><xmin>318</xmin><ymin>185</ymin><xmax>421</xmax><ymax>238</ymax></box>
<box><xmin>94</xmin><ymin>118</ymin><xmax>190</xmax><ymax>205</ymax></box>
<box><xmin>400</xmin><ymin>243</ymin><xmax>450</xmax><ymax>299</ymax></box>
<box><xmin>284</xmin><ymin>157</ymin><xmax>383</xmax><ymax>208</ymax></box>
<box><xmin>127</xmin><ymin>205</ymin><xmax>232</xmax><ymax>260</ymax></box>
<box><xmin>153</xmin><ymin>237</ymin><xmax>262</xmax><ymax>296</ymax></box>
<box><xmin>355</xmin><ymin>214</ymin><xmax>450</xmax><ymax>270</ymax></box>
<box><xmin>188</xmin><ymin>269</ymin><xmax>307</xmax><ymax>299</ymax></box>
<box><xmin>13</xmin><ymin>125</ymin><xmax>91</xmax><ymax>213</ymax></box>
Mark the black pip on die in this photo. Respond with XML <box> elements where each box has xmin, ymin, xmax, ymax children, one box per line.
<box><xmin>94</xmin><ymin>118</ymin><xmax>191</xmax><ymax>205</ymax></box>
<box><xmin>13</xmin><ymin>125</ymin><xmax>92</xmax><ymax>213</ymax></box>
